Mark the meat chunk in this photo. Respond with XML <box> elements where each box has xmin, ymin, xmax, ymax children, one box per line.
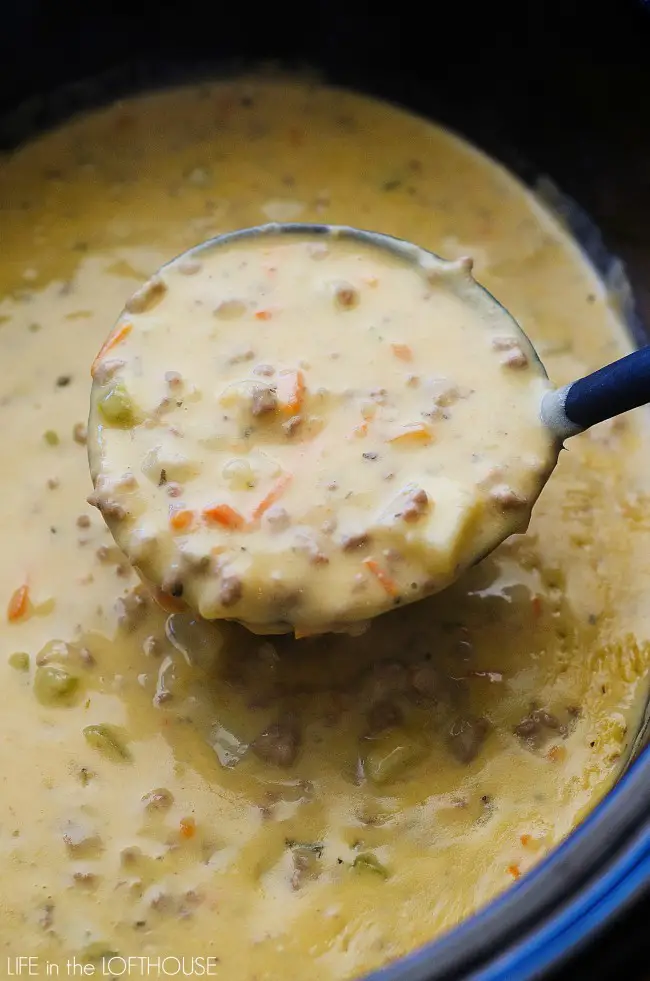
<box><xmin>333</xmin><ymin>281</ymin><xmax>360</xmax><ymax>309</ymax></box>
<box><xmin>115</xmin><ymin>587</ymin><xmax>149</xmax><ymax>631</ymax></box>
<box><xmin>293</xmin><ymin>530</ymin><xmax>329</xmax><ymax>565</ymax></box>
<box><xmin>490</xmin><ymin>484</ymin><xmax>526</xmax><ymax>509</ymax></box>
<box><xmin>365</xmin><ymin>699</ymin><xmax>403</xmax><ymax>734</ymax></box>
<box><xmin>264</xmin><ymin>506</ymin><xmax>291</xmax><ymax>532</ymax></box>
<box><xmin>142</xmin><ymin>787</ymin><xmax>174</xmax><ymax>811</ymax></box>
<box><xmin>399</xmin><ymin>487</ymin><xmax>429</xmax><ymax>523</ymax></box>
<box><xmin>220</xmin><ymin>575</ymin><xmax>243</xmax><ymax>607</ymax></box>
<box><xmin>283</xmin><ymin>414</ymin><xmax>303</xmax><ymax>436</ymax></box>
<box><xmin>92</xmin><ymin>358</ymin><xmax>125</xmax><ymax>384</ymax></box>
<box><xmin>87</xmin><ymin>489</ymin><xmax>126</xmax><ymax>521</ymax></box>
<box><xmin>290</xmin><ymin>843</ymin><xmax>322</xmax><ymax>890</ymax></box>
<box><xmin>72</xmin><ymin>422</ymin><xmax>88</xmax><ymax>445</ymax></box>
<box><xmin>341</xmin><ymin>532</ymin><xmax>370</xmax><ymax>551</ymax></box>
<box><xmin>410</xmin><ymin>662</ymin><xmax>442</xmax><ymax>700</ymax></box>
<box><xmin>252</xmin><ymin>715</ymin><xmax>302</xmax><ymax>767</ymax></box>
<box><xmin>500</xmin><ymin>345</ymin><xmax>528</xmax><ymax>368</ymax></box>
<box><xmin>364</xmin><ymin>661</ymin><xmax>409</xmax><ymax>703</ymax></box>
<box><xmin>251</xmin><ymin>384</ymin><xmax>278</xmax><ymax>417</ymax></box>
<box><xmin>515</xmin><ymin>708</ymin><xmax>567</xmax><ymax>750</ymax></box>
<box><xmin>447</xmin><ymin>715</ymin><xmax>490</xmax><ymax>763</ymax></box>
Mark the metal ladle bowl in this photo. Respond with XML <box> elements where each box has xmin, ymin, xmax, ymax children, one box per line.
<box><xmin>89</xmin><ymin>223</ymin><xmax>650</xmax><ymax>633</ymax></box>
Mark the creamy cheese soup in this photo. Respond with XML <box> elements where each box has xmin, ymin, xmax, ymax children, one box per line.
<box><xmin>1</xmin><ymin>76</ymin><xmax>650</xmax><ymax>981</ymax></box>
<box><xmin>88</xmin><ymin>228</ymin><xmax>556</xmax><ymax>634</ymax></box>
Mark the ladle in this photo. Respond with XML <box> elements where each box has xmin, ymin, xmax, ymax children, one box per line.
<box><xmin>88</xmin><ymin>223</ymin><xmax>650</xmax><ymax>634</ymax></box>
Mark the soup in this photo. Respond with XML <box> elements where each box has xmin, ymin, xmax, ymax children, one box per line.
<box><xmin>0</xmin><ymin>76</ymin><xmax>649</xmax><ymax>980</ymax></box>
<box><xmin>88</xmin><ymin>227</ymin><xmax>555</xmax><ymax>634</ymax></box>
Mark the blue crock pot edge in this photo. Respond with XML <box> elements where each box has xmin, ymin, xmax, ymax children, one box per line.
<box><xmin>364</xmin><ymin>742</ymin><xmax>650</xmax><ymax>981</ymax></box>
<box><xmin>472</xmin><ymin>815</ymin><xmax>650</xmax><ymax>981</ymax></box>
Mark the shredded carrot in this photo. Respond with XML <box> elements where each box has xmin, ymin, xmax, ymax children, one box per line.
<box><xmin>151</xmin><ymin>588</ymin><xmax>186</xmax><ymax>614</ymax></box>
<box><xmin>547</xmin><ymin>744</ymin><xmax>566</xmax><ymax>763</ymax></box>
<box><xmin>531</xmin><ymin>595</ymin><xmax>543</xmax><ymax>617</ymax></box>
<box><xmin>363</xmin><ymin>557</ymin><xmax>400</xmax><ymax>598</ymax></box>
<box><xmin>351</xmin><ymin>422</ymin><xmax>368</xmax><ymax>438</ymax></box>
<box><xmin>7</xmin><ymin>583</ymin><xmax>30</xmax><ymax>622</ymax></box>
<box><xmin>90</xmin><ymin>320</ymin><xmax>132</xmax><ymax>377</ymax></box>
<box><xmin>169</xmin><ymin>508</ymin><xmax>195</xmax><ymax>532</ymax></box>
<box><xmin>203</xmin><ymin>503</ymin><xmax>246</xmax><ymax>530</ymax></box>
<box><xmin>252</xmin><ymin>473</ymin><xmax>292</xmax><ymax>522</ymax></box>
<box><xmin>391</xmin><ymin>343</ymin><xmax>413</xmax><ymax>362</ymax></box>
<box><xmin>277</xmin><ymin>369</ymin><xmax>306</xmax><ymax>415</ymax></box>
<box><xmin>520</xmin><ymin>834</ymin><xmax>532</xmax><ymax>846</ymax></box>
<box><xmin>255</xmin><ymin>309</ymin><xmax>273</xmax><ymax>321</ymax></box>
<box><xmin>388</xmin><ymin>423</ymin><xmax>433</xmax><ymax>445</ymax></box>
<box><xmin>507</xmin><ymin>864</ymin><xmax>521</xmax><ymax>880</ymax></box>
<box><xmin>294</xmin><ymin>627</ymin><xmax>321</xmax><ymax>640</ymax></box>
<box><xmin>179</xmin><ymin>816</ymin><xmax>196</xmax><ymax>840</ymax></box>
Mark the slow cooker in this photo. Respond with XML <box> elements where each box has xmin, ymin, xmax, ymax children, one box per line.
<box><xmin>2</xmin><ymin>0</ymin><xmax>650</xmax><ymax>977</ymax></box>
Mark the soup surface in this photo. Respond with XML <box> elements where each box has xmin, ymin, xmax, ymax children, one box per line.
<box><xmin>1</xmin><ymin>76</ymin><xmax>649</xmax><ymax>980</ymax></box>
<box><xmin>88</xmin><ymin>227</ymin><xmax>555</xmax><ymax>634</ymax></box>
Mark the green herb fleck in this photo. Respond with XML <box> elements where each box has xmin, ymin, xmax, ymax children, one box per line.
<box><xmin>83</xmin><ymin>723</ymin><xmax>132</xmax><ymax>762</ymax></box>
<box><xmin>34</xmin><ymin>664</ymin><xmax>79</xmax><ymax>705</ymax></box>
<box><xmin>8</xmin><ymin>651</ymin><xmax>30</xmax><ymax>671</ymax></box>
<box><xmin>285</xmin><ymin>839</ymin><xmax>324</xmax><ymax>858</ymax></box>
<box><xmin>352</xmin><ymin>852</ymin><xmax>390</xmax><ymax>878</ymax></box>
<box><xmin>98</xmin><ymin>381</ymin><xmax>137</xmax><ymax>427</ymax></box>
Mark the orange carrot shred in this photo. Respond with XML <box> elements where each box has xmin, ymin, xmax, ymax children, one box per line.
<box><xmin>294</xmin><ymin>627</ymin><xmax>320</xmax><ymax>640</ymax></box>
<box><xmin>7</xmin><ymin>583</ymin><xmax>30</xmax><ymax>622</ymax></box>
<box><xmin>252</xmin><ymin>473</ymin><xmax>292</xmax><ymax>522</ymax></box>
<box><xmin>179</xmin><ymin>816</ymin><xmax>196</xmax><ymax>839</ymax></box>
<box><xmin>388</xmin><ymin>423</ymin><xmax>433</xmax><ymax>445</ymax></box>
<box><xmin>90</xmin><ymin>320</ymin><xmax>132</xmax><ymax>377</ymax></box>
<box><xmin>531</xmin><ymin>595</ymin><xmax>542</xmax><ymax>617</ymax></box>
<box><xmin>391</xmin><ymin>343</ymin><xmax>413</xmax><ymax>362</ymax></box>
<box><xmin>520</xmin><ymin>834</ymin><xmax>532</xmax><ymax>846</ymax></box>
<box><xmin>277</xmin><ymin>369</ymin><xmax>306</xmax><ymax>415</ymax></box>
<box><xmin>363</xmin><ymin>557</ymin><xmax>400</xmax><ymax>598</ymax></box>
<box><xmin>169</xmin><ymin>508</ymin><xmax>195</xmax><ymax>532</ymax></box>
<box><xmin>507</xmin><ymin>864</ymin><xmax>521</xmax><ymax>880</ymax></box>
<box><xmin>203</xmin><ymin>503</ymin><xmax>246</xmax><ymax>530</ymax></box>
<box><xmin>255</xmin><ymin>309</ymin><xmax>273</xmax><ymax>321</ymax></box>
<box><xmin>151</xmin><ymin>587</ymin><xmax>186</xmax><ymax>614</ymax></box>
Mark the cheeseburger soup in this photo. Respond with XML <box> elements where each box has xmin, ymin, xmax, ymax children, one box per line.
<box><xmin>88</xmin><ymin>228</ymin><xmax>556</xmax><ymax>634</ymax></box>
<box><xmin>0</xmin><ymin>76</ymin><xmax>649</xmax><ymax>980</ymax></box>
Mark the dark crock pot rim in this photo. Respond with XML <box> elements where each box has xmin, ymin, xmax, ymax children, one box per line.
<box><xmin>2</xmin><ymin>57</ymin><xmax>649</xmax><ymax>981</ymax></box>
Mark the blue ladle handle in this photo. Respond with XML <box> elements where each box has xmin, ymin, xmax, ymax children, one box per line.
<box><xmin>541</xmin><ymin>345</ymin><xmax>650</xmax><ymax>441</ymax></box>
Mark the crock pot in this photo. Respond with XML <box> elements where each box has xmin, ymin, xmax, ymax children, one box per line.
<box><xmin>2</xmin><ymin>1</ymin><xmax>650</xmax><ymax>977</ymax></box>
